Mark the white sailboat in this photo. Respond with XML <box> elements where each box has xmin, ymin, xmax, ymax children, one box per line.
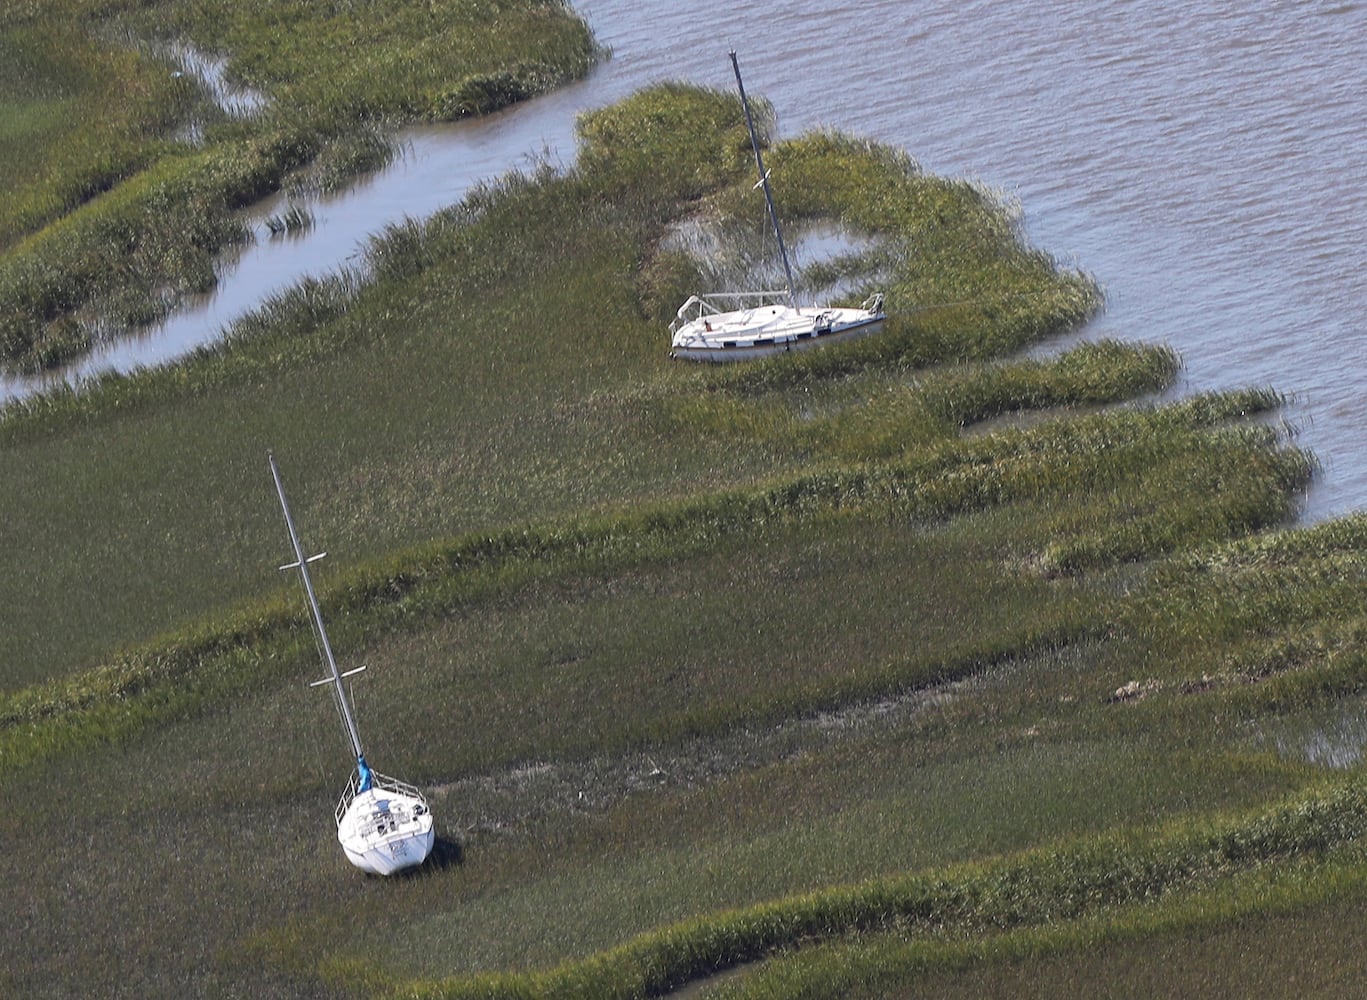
<box><xmin>669</xmin><ymin>51</ymin><xmax>886</xmax><ymax>362</ymax></box>
<box><xmin>269</xmin><ymin>452</ymin><xmax>435</xmax><ymax>876</ymax></box>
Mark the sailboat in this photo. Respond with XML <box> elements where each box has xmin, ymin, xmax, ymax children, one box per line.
<box><xmin>268</xmin><ymin>452</ymin><xmax>435</xmax><ymax>876</ymax></box>
<box><xmin>669</xmin><ymin>51</ymin><xmax>886</xmax><ymax>362</ymax></box>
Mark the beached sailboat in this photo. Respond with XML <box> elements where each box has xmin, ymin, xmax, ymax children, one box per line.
<box><xmin>669</xmin><ymin>51</ymin><xmax>886</xmax><ymax>362</ymax></box>
<box><xmin>269</xmin><ymin>452</ymin><xmax>434</xmax><ymax>875</ymax></box>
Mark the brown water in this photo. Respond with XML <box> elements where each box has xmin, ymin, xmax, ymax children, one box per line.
<box><xmin>6</xmin><ymin>1</ymin><xmax>1364</xmax><ymax>519</ymax></box>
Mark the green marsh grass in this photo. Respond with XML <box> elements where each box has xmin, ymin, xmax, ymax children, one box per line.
<box><xmin>0</xmin><ymin>81</ymin><xmax>1116</xmax><ymax>686</ymax></box>
<box><xmin>0</xmin><ymin>75</ymin><xmax>1346</xmax><ymax>999</ymax></box>
<box><xmin>1112</xmin><ymin>514</ymin><xmax>1367</xmax><ymax>715</ymax></box>
<box><xmin>0</xmin><ymin>0</ymin><xmax>600</xmax><ymax>370</ymax></box>
<box><xmin>0</xmin><ymin>22</ymin><xmax>196</xmax><ymax>249</ymax></box>
<box><xmin>0</xmin><ymin>390</ymin><xmax>1319</xmax><ymax>994</ymax></box>
<box><xmin>705</xmin><ymin>849</ymin><xmax>1367</xmax><ymax>1000</ymax></box>
<box><xmin>371</xmin><ymin>775</ymin><xmax>1367</xmax><ymax>998</ymax></box>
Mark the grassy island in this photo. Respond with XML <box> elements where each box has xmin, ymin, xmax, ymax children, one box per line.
<box><xmin>3</xmin><ymin>7</ymin><xmax>1365</xmax><ymax>999</ymax></box>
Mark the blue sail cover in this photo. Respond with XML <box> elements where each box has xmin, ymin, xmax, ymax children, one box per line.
<box><xmin>357</xmin><ymin>755</ymin><xmax>374</xmax><ymax>793</ymax></box>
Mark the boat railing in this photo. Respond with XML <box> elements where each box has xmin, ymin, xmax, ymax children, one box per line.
<box><xmin>334</xmin><ymin>768</ymin><xmax>430</xmax><ymax>826</ymax></box>
<box><xmin>670</xmin><ymin>291</ymin><xmax>792</xmax><ymax>333</ymax></box>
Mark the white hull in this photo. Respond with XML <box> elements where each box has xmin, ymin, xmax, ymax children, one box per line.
<box><xmin>667</xmin><ymin>54</ymin><xmax>887</xmax><ymax>363</ymax></box>
<box><xmin>337</xmin><ymin>782</ymin><xmax>435</xmax><ymax>876</ymax></box>
<box><xmin>670</xmin><ymin>296</ymin><xmax>885</xmax><ymax>362</ymax></box>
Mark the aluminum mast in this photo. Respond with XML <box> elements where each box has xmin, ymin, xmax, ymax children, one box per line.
<box><xmin>268</xmin><ymin>452</ymin><xmax>368</xmax><ymax>776</ymax></box>
<box><xmin>730</xmin><ymin>49</ymin><xmax>797</xmax><ymax>308</ymax></box>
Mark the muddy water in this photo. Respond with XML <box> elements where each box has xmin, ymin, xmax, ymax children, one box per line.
<box><xmin>6</xmin><ymin>1</ymin><xmax>1365</xmax><ymax>521</ymax></box>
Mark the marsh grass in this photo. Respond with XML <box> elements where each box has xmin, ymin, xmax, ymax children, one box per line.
<box><xmin>1113</xmin><ymin>514</ymin><xmax>1367</xmax><ymax>714</ymax></box>
<box><xmin>706</xmin><ymin>848</ymin><xmax>1367</xmax><ymax>999</ymax></box>
<box><xmin>0</xmin><ymin>79</ymin><xmax>1130</xmax><ymax>688</ymax></box>
<box><xmin>0</xmin><ymin>73</ymin><xmax>1344</xmax><ymax>1000</ymax></box>
<box><xmin>0</xmin><ymin>21</ymin><xmax>197</xmax><ymax>249</ymax></box>
<box><xmin>286</xmin><ymin>125</ymin><xmax>398</xmax><ymax>197</ymax></box>
<box><xmin>0</xmin><ymin>0</ymin><xmax>601</xmax><ymax>370</ymax></box>
<box><xmin>376</xmin><ymin>777</ymin><xmax>1367</xmax><ymax>999</ymax></box>
<box><xmin>265</xmin><ymin>203</ymin><xmax>315</xmax><ymax>236</ymax></box>
<box><xmin>3</xmin><ymin>443</ymin><xmax>1115</xmax><ymax>763</ymax></box>
<box><xmin>0</xmin><ymin>372</ymin><xmax>1319</xmax><ymax>994</ymax></box>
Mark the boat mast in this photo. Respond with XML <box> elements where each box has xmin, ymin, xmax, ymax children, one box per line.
<box><xmin>268</xmin><ymin>452</ymin><xmax>368</xmax><ymax>772</ymax></box>
<box><xmin>730</xmin><ymin>50</ymin><xmax>797</xmax><ymax>309</ymax></box>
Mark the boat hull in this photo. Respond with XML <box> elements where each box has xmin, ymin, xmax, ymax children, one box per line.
<box><xmin>667</xmin><ymin>54</ymin><xmax>888</xmax><ymax>364</ymax></box>
<box><xmin>670</xmin><ymin>300</ymin><xmax>885</xmax><ymax>363</ymax></box>
<box><xmin>337</xmin><ymin>784</ymin><xmax>435</xmax><ymax>876</ymax></box>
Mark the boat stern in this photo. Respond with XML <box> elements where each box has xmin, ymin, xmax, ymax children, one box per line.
<box><xmin>336</xmin><ymin>775</ymin><xmax>436</xmax><ymax>875</ymax></box>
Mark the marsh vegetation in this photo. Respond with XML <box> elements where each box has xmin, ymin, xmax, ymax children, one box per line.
<box><xmin>0</xmin><ymin>0</ymin><xmax>599</xmax><ymax>372</ymax></box>
<box><xmin>2</xmin><ymin>5</ymin><xmax>1364</xmax><ymax>999</ymax></box>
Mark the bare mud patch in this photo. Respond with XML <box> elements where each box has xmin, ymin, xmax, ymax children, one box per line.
<box><xmin>432</xmin><ymin>678</ymin><xmax>968</xmax><ymax>840</ymax></box>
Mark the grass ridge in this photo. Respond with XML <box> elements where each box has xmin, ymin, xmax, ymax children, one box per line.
<box><xmin>385</xmin><ymin>776</ymin><xmax>1367</xmax><ymax>999</ymax></box>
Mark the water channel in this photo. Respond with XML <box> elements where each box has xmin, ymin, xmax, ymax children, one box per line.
<box><xmin>6</xmin><ymin>0</ymin><xmax>1364</xmax><ymax>521</ymax></box>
